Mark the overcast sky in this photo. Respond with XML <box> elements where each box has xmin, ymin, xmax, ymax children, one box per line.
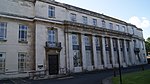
<box><xmin>56</xmin><ymin>0</ymin><xmax>150</xmax><ymax>39</ymax></box>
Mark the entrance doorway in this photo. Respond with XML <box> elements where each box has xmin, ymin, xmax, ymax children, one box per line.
<box><xmin>48</xmin><ymin>55</ymin><xmax>59</xmax><ymax>75</ymax></box>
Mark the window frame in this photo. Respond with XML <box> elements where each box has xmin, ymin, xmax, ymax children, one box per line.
<box><xmin>19</xmin><ymin>24</ymin><xmax>28</xmax><ymax>42</ymax></box>
<box><xmin>0</xmin><ymin>22</ymin><xmax>7</xmax><ymax>41</ymax></box>
<box><xmin>18</xmin><ymin>52</ymin><xmax>28</xmax><ymax>72</ymax></box>
<box><xmin>116</xmin><ymin>25</ymin><xmax>119</xmax><ymax>31</ymax></box>
<box><xmin>102</xmin><ymin>20</ymin><xmax>106</xmax><ymax>28</ymax></box>
<box><xmin>109</xmin><ymin>23</ymin><xmax>113</xmax><ymax>29</ymax></box>
<box><xmin>82</xmin><ymin>16</ymin><xmax>88</xmax><ymax>24</ymax></box>
<box><xmin>70</xmin><ymin>13</ymin><xmax>77</xmax><ymax>22</ymax></box>
<box><xmin>0</xmin><ymin>52</ymin><xmax>6</xmax><ymax>73</ymax></box>
<box><xmin>48</xmin><ymin>6</ymin><xmax>55</xmax><ymax>18</ymax></box>
<box><xmin>93</xmin><ymin>19</ymin><xmax>97</xmax><ymax>26</ymax></box>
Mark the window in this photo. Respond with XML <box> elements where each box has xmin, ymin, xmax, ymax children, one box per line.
<box><xmin>116</xmin><ymin>25</ymin><xmax>119</xmax><ymax>30</ymax></box>
<box><xmin>18</xmin><ymin>52</ymin><xmax>28</xmax><ymax>72</ymax></box>
<box><xmin>86</xmin><ymin>50</ymin><xmax>92</xmax><ymax>66</ymax></box>
<box><xmin>0</xmin><ymin>52</ymin><xmax>6</xmax><ymax>73</ymax></box>
<box><xmin>72</xmin><ymin>34</ymin><xmax>79</xmax><ymax>45</ymax></box>
<box><xmin>82</xmin><ymin>16</ymin><xmax>88</xmax><ymax>24</ymax></box>
<box><xmin>70</xmin><ymin>13</ymin><xmax>76</xmax><ymax>22</ymax></box>
<box><xmin>48</xmin><ymin>6</ymin><xmax>55</xmax><ymax>18</ymax></box>
<box><xmin>122</xmin><ymin>26</ymin><xmax>125</xmax><ymax>32</ymax></box>
<box><xmin>93</xmin><ymin>19</ymin><xmax>97</xmax><ymax>26</ymax></box>
<box><xmin>19</xmin><ymin>25</ymin><xmax>28</xmax><ymax>42</ymax></box>
<box><xmin>95</xmin><ymin>37</ymin><xmax>100</xmax><ymax>46</ymax></box>
<box><xmin>73</xmin><ymin>50</ymin><xmax>81</xmax><ymax>67</ymax></box>
<box><xmin>84</xmin><ymin>36</ymin><xmax>90</xmax><ymax>46</ymax></box>
<box><xmin>102</xmin><ymin>20</ymin><xmax>106</xmax><ymax>28</ymax></box>
<box><xmin>48</xmin><ymin>29</ymin><xmax>57</xmax><ymax>47</ymax></box>
<box><xmin>109</xmin><ymin>23</ymin><xmax>113</xmax><ymax>29</ymax></box>
<box><xmin>0</xmin><ymin>22</ymin><xmax>7</xmax><ymax>40</ymax></box>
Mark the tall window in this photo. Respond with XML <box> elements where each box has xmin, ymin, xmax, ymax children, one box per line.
<box><xmin>0</xmin><ymin>52</ymin><xmax>5</xmax><ymax>73</ymax></box>
<box><xmin>72</xmin><ymin>34</ymin><xmax>79</xmax><ymax>45</ymax></box>
<box><xmin>19</xmin><ymin>25</ymin><xmax>28</xmax><ymax>42</ymax></box>
<box><xmin>82</xmin><ymin>16</ymin><xmax>88</xmax><ymax>24</ymax></box>
<box><xmin>109</xmin><ymin>23</ymin><xmax>113</xmax><ymax>29</ymax></box>
<box><xmin>102</xmin><ymin>20</ymin><xmax>106</xmax><ymax>28</ymax></box>
<box><xmin>72</xmin><ymin>34</ymin><xmax>81</xmax><ymax>67</ymax></box>
<box><xmin>70</xmin><ymin>13</ymin><xmax>76</xmax><ymax>22</ymax></box>
<box><xmin>48</xmin><ymin>29</ymin><xmax>57</xmax><ymax>47</ymax></box>
<box><xmin>95</xmin><ymin>37</ymin><xmax>100</xmax><ymax>46</ymax></box>
<box><xmin>18</xmin><ymin>52</ymin><xmax>28</xmax><ymax>72</ymax></box>
<box><xmin>0</xmin><ymin>22</ymin><xmax>7</xmax><ymax>40</ymax></box>
<box><xmin>84</xmin><ymin>36</ymin><xmax>90</xmax><ymax>46</ymax></box>
<box><xmin>116</xmin><ymin>25</ymin><xmax>119</xmax><ymax>30</ymax></box>
<box><xmin>122</xmin><ymin>26</ymin><xmax>125</xmax><ymax>32</ymax></box>
<box><xmin>48</xmin><ymin>6</ymin><xmax>55</xmax><ymax>18</ymax></box>
<box><xmin>93</xmin><ymin>19</ymin><xmax>97</xmax><ymax>26</ymax></box>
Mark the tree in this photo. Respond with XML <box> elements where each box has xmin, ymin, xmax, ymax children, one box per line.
<box><xmin>145</xmin><ymin>37</ymin><xmax>150</xmax><ymax>55</ymax></box>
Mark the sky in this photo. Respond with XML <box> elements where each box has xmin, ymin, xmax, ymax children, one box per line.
<box><xmin>56</xmin><ymin>0</ymin><xmax>150</xmax><ymax>39</ymax></box>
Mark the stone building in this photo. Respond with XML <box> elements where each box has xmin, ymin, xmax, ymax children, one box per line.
<box><xmin>0</xmin><ymin>0</ymin><xmax>147</xmax><ymax>79</ymax></box>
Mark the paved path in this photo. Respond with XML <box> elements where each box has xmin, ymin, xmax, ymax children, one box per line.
<box><xmin>0</xmin><ymin>64</ymin><xmax>150</xmax><ymax>84</ymax></box>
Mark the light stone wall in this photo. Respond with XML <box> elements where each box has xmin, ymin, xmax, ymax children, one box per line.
<box><xmin>35</xmin><ymin>1</ymin><xmax>67</xmax><ymax>21</ymax></box>
<box><xmin>35</xmin><ymin>21</ymin><xmax>66</xmax><ymax>71</ymax></box>
<box><xmin>0</xmin><ymin>18</ymin><xmax>34</xmax><ymax>72</ymax></box>
<box><xmin>0</xmin><ymin>0</ymin><xmax>34</xmax><ymax>17</ymax></box>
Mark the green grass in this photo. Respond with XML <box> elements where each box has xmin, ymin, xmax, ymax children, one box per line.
<box><xmin>112</xmin><ymin>70</ymin><xmax>150</xmax><ymax>84</ymax></box>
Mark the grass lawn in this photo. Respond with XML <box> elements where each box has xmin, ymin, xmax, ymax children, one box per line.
<box><xmin>112</xmin><ymin>70</ymin><xmax>150</xmax><ymax>84</ymax></box>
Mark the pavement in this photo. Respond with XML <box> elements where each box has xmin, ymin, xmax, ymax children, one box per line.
<box><xmin>0</xmin><ymin>64</ymin><xmax>150</xmax><ymax>84</ymax></box>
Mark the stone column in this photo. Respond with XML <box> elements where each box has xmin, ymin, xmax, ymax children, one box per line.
<box><xmin>81</xmin><ymin>34</ymin><xmax>86</xmax><ymax>70</ymax></box>
<box><xmin>117</xmin><ymin>38</ymin><xmax>123</xmax><ymax>66</ymax></box>
<box><xmin>110</xmin><ymin>38</ymin><xmax>115</xmax><ymax>67</ymax></box>
<box><xmin>123</xmin><ymin>39</ymin><xmax>129</xmax><ymax>66</ymax></box>
<box><xmin>129</xmin><ymin>40</ymin><xmax>135</xmax><ymax>65</ymax></box>
<box><xmin>102</xmin><ymin>36</ymin><xmax>107</xmax><ymax>68</ymax></box>
<box><xmin>68</xmin><ymin>33</ymin><xmax>74</xmax><ymax>72</ymax></box>
<box><xmin>92</xmin><ymin>36</ymin><xmax>98</xmax><ymax>69</ymax></box>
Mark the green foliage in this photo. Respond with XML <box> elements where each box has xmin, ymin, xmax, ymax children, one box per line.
<box><xmin>145</xmin><ymin>37</ymin><xmax>150</xmax><ymax>55</ymax></box>
<box><xmin>112</xmin><ymin>70</ymin><xmax>150</xmax><ymax>84</ymax></box>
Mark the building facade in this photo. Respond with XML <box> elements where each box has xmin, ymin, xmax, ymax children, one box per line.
<box><xmin>0</xmin><ymin>0</ymin><xmax>147</xmax><ymax>79</ymax></box>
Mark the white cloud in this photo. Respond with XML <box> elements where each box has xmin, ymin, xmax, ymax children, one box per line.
<box><xmin>128</xmin><ymin>16</ymin><xmax>150</xmax><ymax>28</ymax></box>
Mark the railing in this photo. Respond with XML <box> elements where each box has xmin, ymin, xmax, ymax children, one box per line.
<box><xmin>45</xmin><ymin>41</ymin><xmax>62</xmax><ymax>49</ymax></box>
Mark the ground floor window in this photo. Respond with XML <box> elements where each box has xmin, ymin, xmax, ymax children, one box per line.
<box><xmin>0</xmin><ymin>52</ymin><xmax>5</xmax><ymax>73</ymax></box>
<box><xmin>96</xmin><ymin>51</ymin><xmax>102</xmax><ymax>65</ymax></box>
<box><xmin>18</xmin><ymin>52</ymin><xmax>29</xmax><ymax>72</ymax></box>
<box><xmin>73</xmin><ymin>50</ymin><xmax>82</xmax><ymax>67</ymax></box>
<box><xmin>86</xmin><ymin>50</ymin><xmax>92</xmax><ymax>66</ymax></box>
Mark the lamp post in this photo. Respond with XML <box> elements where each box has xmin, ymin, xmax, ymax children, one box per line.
<box><xmin>117</xmin><ymin>48</ymin><xmax>122</xmax><ymax>84</ymax></box>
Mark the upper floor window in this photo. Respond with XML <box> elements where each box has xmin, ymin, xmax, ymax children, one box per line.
<box><xmin>122</xmin><ymin>26</ymin><xmax>125</xmax><ymax>32</ymax></box>
<box><xmin>109</xmin><ymin>23</ymin><xmax>113</xmax><ymax>29</ymax></box>
<box><xmin>70</xmin><ymin>13</ymin><xmax>76</xmax><ymax>22</ymax></box>
<box><xmin>48</xmin><ymin>29</ymin><xmax>57</xmax><ymax>47</ymax></box>
<box><xmin>0</xmin><ymin>52</ymin><xmax>6</xmax><ymax>73</ymax></box>
<box><xmin>19</xmin><ymin>25</ymin><xmax>28</xmax><ymax>42</ymax></box>
<box><xmin>102</xmin><ymin>20</ymin><xmax>106</xmax><ymax>28</ymax></box>
<box><xmin>82</xmin><ymin>16</ymin><xmax>88</xmax><ymax>24</ymax></box>
<box><xmin>116</xmin><ymin>25</ymin><xmax>119</xmax><ymax>30</ymax></box>
<box><xmin>48</xmin><ymin>6</ymin><xmax>55</xmax><ymax>18</ymax></box>
<box><xmin>84</xmin><ymin>36</ymin><xmax>90</xmax><ymax>46</ymax></box>
<box><xmin>18</xmin><ymin>52</ymin><xmax>28</xmax><ymax>72</ymax></box>
<box><xmin>105</xmin><ymin>38</ymin><xmax>109</xmax><ymax>47</ymax></box>
<box><xmin>72</xmin><ymin>34</ymin><xmax>79</xmax><ymax>45</ymax></box>
<box><xmin>93</xmin><ymin>19</ymin><xmax>97</xmax><ymax>26</ymax></box>
<box><xmin>0</xmin><ymin>22</ymin><xmax>7</xmax><ymax>40</ymax></box>
<box><xmin>95</xmin><ymin>37</ymin><xmax>100</xmax><ymax>46</ymax></box>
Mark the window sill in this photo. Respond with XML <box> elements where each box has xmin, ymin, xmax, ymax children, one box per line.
<box><xmin>18</xmin><ymin>40</ymin><xmax>28</xmax><ymax>44</ymax></box>
<box><xmin>0</xmin><ymin>39</ymin><xmax>7</xmax><ymax>42</ymax></box>
<box><xmin>48</xmin><ymin>16</ymin><xmax>55</xmax><ymax>18</ymax></box>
